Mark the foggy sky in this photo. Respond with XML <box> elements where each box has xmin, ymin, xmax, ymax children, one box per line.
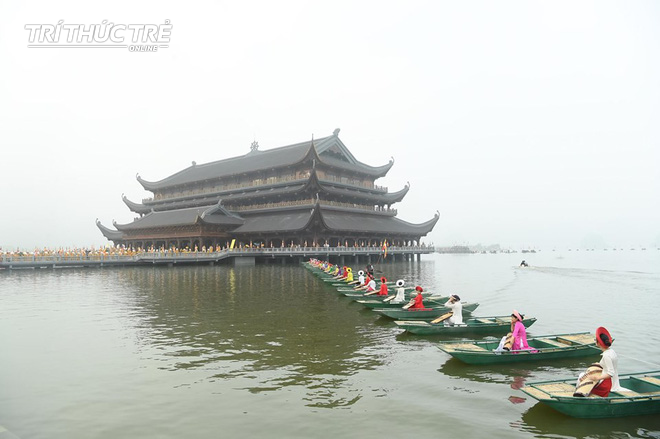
<box><xmin>1</xmin><ymin>0</ymin><xmax>659</xmax><ymax>251</ymax></box>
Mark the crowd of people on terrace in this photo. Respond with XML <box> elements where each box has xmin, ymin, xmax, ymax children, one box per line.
<box><xmin>0</xmin><ymin>241</ymin><xmax>433</xmax><ymax>261</ymax></box>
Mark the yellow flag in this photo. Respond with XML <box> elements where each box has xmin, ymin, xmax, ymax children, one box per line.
<box><xmin>230</xmin><ymin>239</ymin><xmax>236</xmax><ymax>250</ymax></box>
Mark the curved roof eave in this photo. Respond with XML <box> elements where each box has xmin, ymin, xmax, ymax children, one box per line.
<box><xmin>122</xmin><ymin>194</ymin><xmax>151</xmax><ymax>214</ymax></box>
<box><xmin>113</xmin><ymin>212</ymin><xmax>154</xmax><ymax>231</ymax></box>
<box><xmin>316</xmin><ymin>182</ymin><xmax>409</xmax><ymax>204</ymax></box>
<box><xmin>318</xmin><ymin>209</ymin><xmax>439</xmax><ymax>236</ymax></box>
<box><xmin>383</xmin><ymin>183</ymin><xmax>410</xmax><ymax>203</ymax></box>
<box><xmin>317</xmin><ymin>155</ymin><xmax>394</xmax><ymax>177</ymax></box>
<box><xmin>411</xmin><ymin>211</ymin><xmax>440</xmax><ymax>235</ymax></box>
<box><xmin>96</xmin><ymin>219</ymin><xmax>124</xmax><ymax>240</ymax></box>
<box><xmin>136</xmin><ymin>174</ymin><xmax>158</xmax><ymax>191</ymax></box>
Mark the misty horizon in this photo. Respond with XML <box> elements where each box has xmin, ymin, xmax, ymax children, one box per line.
<box><xmin>1</xmin><ymin>1</ymin><xmax>658</xmax><ymax>251</ymax></box>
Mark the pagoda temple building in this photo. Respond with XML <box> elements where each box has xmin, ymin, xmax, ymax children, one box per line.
<box><xmin>97</xmin><ymin>129</ymin><xmax>438</xmax><ymax>250</ymax></box>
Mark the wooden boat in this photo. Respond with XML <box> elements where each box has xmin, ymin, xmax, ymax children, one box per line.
<box><xmin>343</xmin><ymin>289</ymin><xmax>433</xmax><ymax>300</ymax></box>
<box><xmin>337</xmin><ymin>285</ymin><xmax>413</xmax><ymax>293</ymax></box>
<box><xmin>520</xmin><ymin>371</ymin><xmax>660</xmax><ymax>418</ymax></box>
<box><xmin>356</xmin><ymin>296</ymin><xmax>449</xmax><ymax>309</ymax></box>
<box><xmin>437</xmin><ymin>332</ymin><xmax>599</xmax><ymax>365</ymax></box>
<box><xmin>394</xmin><ymin>315</ymin><xmax>536</xmax><ymax>335</ymax></box>
<box><xmin>334</xmin><ymin>281</ymin><xmax>395</xmax><ymax>288</ymax></box>
<box><xmin>373</xmin><ymin>302</ymin><xmax>479</xmax><ymax>320</ymax></box>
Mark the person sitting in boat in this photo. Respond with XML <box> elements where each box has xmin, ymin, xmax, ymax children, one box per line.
<box><xmin>392</xmin><ymin>279</ymin><xmax>406</xmax><ymax>304</ymax></box>
<box><xmin>345</xmin><ymin>267</ymin><xmax>353</xmax><ymax>282</ymax></box>
<box><xmin>410</xmin><ymin>286</ymin><xmax>425</xmax><ymax>309</ymax></box>
<box><xmin>377</xmin><ymin>277</ymin><xmax>389</xmax><ymax>296</ymax></box>
<box><xmin>364</xmin><ymin>276</ymin><xmax>377</xmax><ymax>293</ymax></box>
<box><xmin>510</xmin><ymin>310</ymin><xmax>535</xmax><ymax>351</ymax></box>
<box><xmin>357</xmin><ymin>270</ymin><xmax>366</xmax><ymax>286</ymax></box>
<box><xmin>443</xmin><ymin>294</ymin><xmax>463</xmax><ymax>326</ymax></box>
<box><xmin>577</xmin><ymin>327</ymin><xmax>623</xmax><ymax>397</ymax></box>
<box><xmin>520</xmin><ymin>260</ymin><xmax>528</xmax><ymax>267</ymax></box>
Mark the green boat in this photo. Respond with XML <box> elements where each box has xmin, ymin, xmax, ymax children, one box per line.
<box><xmin>342</xmin><ymin>289</ymin><xmax>427</xmax><ymax>300</ymax></box>
<box><xmin>437</xmin><ymin>332</ymin><xmax>599</xmax><ymax>364</ymax></box>
<box><xmin>356</xmin><ymin>296</ymin><xmax>449</xmax><ymax>309</ymax></box>
<box><xmin>337</xmin><ymin>285</ymin><xmax>412</xmax><ymax>294</ymax></box>
<box><xmin>331</xmin><ymin>281</ymin><xmax>362</xmax><ymax>287</ymax></box>
<box><xmin>520</xmin><ymin>371</ymin><xmax>660</xmax><ymax>418</ymax></box>
<box><xmin>373</xmin><ymin>302</ymin><xmax>479</xmax><ymax>320</ymax></box>
<box><xmin>334</xmin><ymin>281</ymin><xmax>395</xmax><ymax>289</ymax></box>
<box><xmin>394</xmin><ymin>315</ymin><xmax>536</xmax><ymax>335</ymax></box>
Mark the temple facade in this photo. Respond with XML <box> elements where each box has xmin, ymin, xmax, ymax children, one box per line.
<box><xmin>97</xmin><ymin>129</ymin><xmax>438</xmax><ymax>250</ymax></box>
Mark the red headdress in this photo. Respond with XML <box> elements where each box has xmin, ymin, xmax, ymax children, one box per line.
<box><xmin>596</xmin><ymin>327</ymin><xmax>613</xmax><ymax>348</ymax></box>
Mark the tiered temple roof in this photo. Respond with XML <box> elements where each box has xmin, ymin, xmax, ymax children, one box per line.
<box><xmin>98</xmin><ymin>129</ymin><xmax>438</xmax><ymax>249</ymax></box>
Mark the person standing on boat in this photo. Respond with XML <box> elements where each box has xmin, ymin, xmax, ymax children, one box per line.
<box><xmin>392</xmin><ymin>279</ymin><xmax>406</xmax><ymax>304</ymax></box>
<box><xmin>587</xmin><ymin>327</ymin><xmax>622</xmax><ymax>397</ymax></box>
<box><xmin>443</xmin><ymin>295</ymin><xmax>463</xmax><ymax>326</ymax></box>
<box><xmin>366</xmin><ymin>263</ymin><xmax>374</xmax><ymax>277</ymax></box>
<box><xmin>377</xmin><ymin>277</ymin><xmax>389</xmax><ymax>296</ymax></box>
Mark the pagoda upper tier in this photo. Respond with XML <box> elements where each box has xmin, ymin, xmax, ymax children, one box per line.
<box><xmin>122</xmin><ymin>169</ymin><xmax>410</xmax><ymax>215</ymax></box>
<box><xmin>97</xmin><ymin>129</ymin><xmax>438</xmax><ymax>249</ymax></box>
<box><xmin>136</xmin><ymin>131</ymin><xmax>393</xmax><ymax>194</ymax></box>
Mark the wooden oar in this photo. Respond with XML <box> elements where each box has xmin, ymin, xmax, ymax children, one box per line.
<box><xmin>383</xmin><ymin>295</ymin><xmax>395</xmax><ymax>302</ymax></box>
<box><xmin>364</xmin><ymin>291</ymin><xmax>378</xmax><ymax>296</ymax></box>
<box><xmin>430</xmin><ymin>312</ymin><xmax>453</xmax><ymax>324</ymax></box>
<box><xmin>402</xmin><ymin>299</ymin><xmax>415</xmax><ymax>310</ymax></box>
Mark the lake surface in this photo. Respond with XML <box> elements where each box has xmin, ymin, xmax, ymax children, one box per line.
<box><xmin>1</xmin><ymin>251</ymin><xmax>660</xmax><ymax>439</ymax></box>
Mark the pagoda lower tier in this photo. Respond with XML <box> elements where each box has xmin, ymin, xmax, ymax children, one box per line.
<box><xmin>97</xmin><ymin>202</ymin><xmax>438</xmax><ymax>250</ymax></box>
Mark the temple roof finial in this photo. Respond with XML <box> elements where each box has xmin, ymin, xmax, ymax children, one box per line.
<box><xmin>333</xmin><ymin>128</ymin><xmax>340</xmax><ymax>136</ymax></box>
<box><xmin>250</xmin><ymin>141</ymin><xmax>259</xmax><ymax>152</ymax></box>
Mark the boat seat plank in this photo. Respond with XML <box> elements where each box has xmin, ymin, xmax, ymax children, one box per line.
<box><xmin>523</xmin><ymin>387</ymin><xmax>550</xmax><ymax>400</ymax></box>
<box><xmin>638</xmin><ymin>376</ymin><xmax>660</xmax><ymax>387</ymax></box>
<box><xmin>537</xmin><ymin>338</ymin><xmax>567</xmax><ymax>347</ymax></box>
<box><xmin>612</xmin><ymin>390</ymin><xmax>643</xmax><ymax>397</ymax></box>
<box><xmin>526</xmin><ymin>384</ymin><xmax>575</xmax><ymax>398</ymax></box>
<box><xmin>450</xmin><ymin>343</ymin><xmax>488</xmax><ymax>352</ymax></box>
<box><xmin>476</xmin><ymin>318</ymin><xmax>494</xmax><ymax>324</ymax></box>
<box><xmin>536</xmin><ymin>383</ymin><xmax>575</xmax><ymax>396</ymax></box>
<box><xmin>557</xmin><ymin>333</ymin><xmax>594</xmax><ymax>345</ymax></box>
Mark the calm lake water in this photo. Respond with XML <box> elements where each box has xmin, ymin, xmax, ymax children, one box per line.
<box><xmin>1</xmin><ymin>251</ymin><xmax>660</xmax><ymax>439</ymax></box>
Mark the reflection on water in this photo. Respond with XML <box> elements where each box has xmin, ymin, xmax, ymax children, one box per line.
<box><xmin>116</xmin><ymin>265</ymin><xmax>389</xmax><ymax>408</ymax></box>
<box><xmin>515</xmin><ymin>402</ymin><xmax>660</xmax><ymax>439</ymax></box>
<box><xmin>439</xmin><ymin>357</ymin><xmax>534</xmax><ymax>385</ymax></box>
<box><xmin>2</xmin><ymin>252</ymin><xmax>660</xmax><ymax>438</ymax></box>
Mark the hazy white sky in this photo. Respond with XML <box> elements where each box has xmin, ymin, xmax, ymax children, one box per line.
<box><xmin>1</xmin><ymin>0</ymin><xmax>659</xmax><ymax>250</ymax></box>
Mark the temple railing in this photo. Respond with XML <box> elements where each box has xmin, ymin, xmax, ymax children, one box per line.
<box><xmin>0</xmin><ymin>246</ymin><xmax>434</xmax><ymax>266</ymax></box>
